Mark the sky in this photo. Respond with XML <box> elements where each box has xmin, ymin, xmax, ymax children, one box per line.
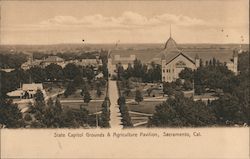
<box><xmin>0</xmin><ymin>0</ymin><xmax>249</xmax><ymax>44</ymax></box>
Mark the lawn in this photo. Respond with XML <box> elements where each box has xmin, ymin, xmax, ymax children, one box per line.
<box><xmin>60</xmin><ymin>88</ymin><xmax>107</xmax><ymax>100</ymax></box>
<box><xmin>127</xmin><ymin>101</ymin><xmax>163</xmax><ymax>114</ymax></box>
<box><xmin>118</xmin><ymin>81</ymin><xmax>164</xmax><ymax>99</ymax></box>
<box><xmin>61</xmin><ymin>101</ymin><xmax>103</xmax><ymax>114</ymax></box>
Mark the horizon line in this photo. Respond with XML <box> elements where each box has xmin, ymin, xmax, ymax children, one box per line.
<box><xmin>0</xmin><ymin>42</ymin><xmax>249</xmax><ymax>46</ymax></box>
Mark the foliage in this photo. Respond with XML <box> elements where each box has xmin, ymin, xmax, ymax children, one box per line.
<box><xmin>179</xmin><ymin>68</ymin><xmax>194</xmax><ymax>82</ymax></box>
<box><xmin>118</xmin><ymin>96</ymin><xmax>126</xmax><ymax>106</ymax></box>
<box><xmin>96</xmin><ymin>87</ymin><xmax>102</xmax><ymax>97</ymax></box>
<box><xmin>0</xmin><ymin>99</ymin><xmax>24</xmax><ymax>128</ymax></box>
<box><xmin>148</xmin><ymin>94</ymin><xmax>216</xmax><ymax>127</ymax></box>
<box><xmin>135</xmin><ymin>90</ymin><xmax>143</xmax><ymax>104</ymax></box>
<box><xmin>45</xmin><ymin>63</ymin><xmax>63</xmax><ymax>81</ymax></box>
<box><xmin>99</xmin><ymin>97</ymin><xmax>110</xmax><ymax>128</ymax></box>
<box><xmin>29</xmin><ymin>66</ymin><xmax>47</xmax><ymax>83</ymax></box>
<box><xmin>63</xmin><ymin>63</ymin><xmax>81</xmax><ymax>80</ymax></box>
<box><xmin>116</xmin><ymin>59</ymin><xmax>161</xmax><ymax>82</ymax></box>
<box><xmin>0</xmin><ymin>52</ymin><xmax>28</xmax><ymax>69</ymax></box>
<box><xmin>117</xmin><ymin>96</ymin><xmax>133</xmax><ymax>128</ymax></box>
<box><xmin>64</xmin><ymin>82</ymin><xmax>77</xmax><ymax>97</ymax></box>
<box><xmin>83</xmin><ymin>90</ymin><xmax>92</xmax><ymax>104</ymax></box>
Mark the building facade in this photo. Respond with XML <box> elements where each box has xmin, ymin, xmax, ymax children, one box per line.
<box><xmin>161</xmin><ymin>34</ymin><xmax>238</xmax><ymax>82</ymax></box>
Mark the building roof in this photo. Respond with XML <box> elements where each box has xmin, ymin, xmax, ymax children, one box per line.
<box><xmin>7</xmin><ymin>90</ymin><xmax>23</xmax><ymax>97</ymax></box>
<box><xmin>44</xmin><ymin>56</ymin><xmax>64</xmax><ymax>62</ymax></box>
<box><xmin>22</xmin><ymin>83</ymin><xmax>43</xmax><ymax>91</ymax></box>
<box><xmin>111</xmin><ymin>54</ymin><xmax>136</xmax><ymax>65</ymax></box>
<box><xmin>165</xmin><ymin>52</ymin><xmax>195</xmax><ymax>65</ymax></box>
<box><xmin>164</xmin><ymin>37</ymin><xmax>179</xmax><ymax>52</ymax></box>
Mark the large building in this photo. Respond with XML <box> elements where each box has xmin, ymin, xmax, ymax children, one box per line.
<box><xmin>108</xmin><ymin>52</ymin><xmax>136</xmax><ymax>75</ymax></box>
<box><xmin>41</xmin><ymin>56</ymin><xmax>66</xmax><ymax>68</ymax></box>
<box><xmin>7</xmin><ymin>83</ymin><xmax>46</xmax><ymax>99</ymax></box>
<box><xmin>161</xmin><ymin>33</ymin><xmax>238</xmax><ymax>82</ymax></box>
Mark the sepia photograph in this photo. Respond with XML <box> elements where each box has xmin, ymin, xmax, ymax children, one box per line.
<box><xmin>0</xmin><ymin>0</ymin><xmax>249</xmax><ymax>158</ymax></box>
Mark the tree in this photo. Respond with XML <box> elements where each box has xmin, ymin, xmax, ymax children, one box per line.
<box><xmin>29</xmin><ymin>89</ymin><xmax>46</xmax><ymax>126</ymax></box>
<box><xmin>118</xmin><ymin>96</ymin><xmax>126</xmax><ymax>106</ymax></box>
<box><xmin>45</xmin><ymin>63</ymin><xmax>63</xmax><ymax>81</ymax></box>
<box><xmin>29</xmin><ymin>66</ymin><xmax>47</xmax><ymax>82</ymax></box>
<box><xmin>83</xmin><ymin>90</ymin><xmax>92</xmax><ymax>105</ymax></box>
<box><xmin>100</xmin><ymin>98</ymin><xmax>110</xmax><ymax>128</ymax></box>
<box><xmin>133</xmin><ymin>59</ymin><xmax>144</xmax><ymax>78</ymax></box>
<box><xmin>135</xmin><ymin>90</ymin><xmax>143</xmax><ymax>104</ymax></box>
<box><xmin>117</xmin><ymin>63</ymin><xmax>125</xmax><ymax>80</ymax></box>
<box><xmin>63</xmin><ymin>63</ymin><xmax>81</xmax><ymax>80</ymax></box>
<box><xmin>96</xmin><ymin>87</ymin><xmax>102</xmax><ymax>97</ymax></box>
<box><xmin>64</xmin><ymin>82</ymin><xmax>77</xmax><ymax>97</ymax></box>
<box><xmin>85</xmin><ymin>67</ymin><xmax>95</xmax><ymax>81</ymax></box>
<box><xmin>183</xmin><ymin>80</ymin><xmax>193</xmax><ymax>91</ymax></box>
<box><xmin>34</xmin><ymin>89</ymin><xmax>45</xmax><ymax>103</ymax></box>
<box><xmin>123</xmin><ymin>88</ymin><xmax>131</xmax><ymax>97</ymax></box>
<box><xmin>163</xmin><ymin>82</ymin><xmax>174</xmax><ymax>96</ymax></box>
<box><xmin>0</xmin><ymin>99</ymin><xmax>24</xmax><ymax>128</ymax></box>
<box><xmin>179</xmin><ymin>68</ymin><xmax>194</xmax><ymax>82</ymax></box>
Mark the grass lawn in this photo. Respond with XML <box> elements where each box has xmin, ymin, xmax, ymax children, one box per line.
<box><xmin>127</xmin><ymin>101</ymin><xmax>163</xmax><ymax>114</ymax></box>
<box><xmin>60</xmin><ymin>88</ymin><xmax>107</xmax><ymax>100</ymax></box>
<box><xmin>118</xmin><ymin>81</ymin><xmax>163</xmax><ymax>99</ymax></box>
<box><xmin>61</xmin><ymin>101</ymin><xmax>103</xmax><ymax>114</ymax></box>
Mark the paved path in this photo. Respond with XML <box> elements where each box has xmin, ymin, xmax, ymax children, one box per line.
<box><xmin>108</xmin><ymin>80</ymin><xmax>123</xmax><ymax>129</ymax></box>
<box><xmin>60</xmin><ymin>99</ymin><xmax>104</xmax><ymax>103</ymax></box>
<box><xmin>126</xmin><ymin>97</ymin><xmax>167</xmax><ymax>104</ymax></box>
<box><xmin>129</xmin><ymin>111</ymin><xmax>153</xmax><ymax>117</ymax></box>
<box><xmin>133</xmin><ymin>121</ymin><xmax>148</xmax><ymax>127</ymax></box>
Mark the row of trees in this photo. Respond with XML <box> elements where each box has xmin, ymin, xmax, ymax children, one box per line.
<box><xmin>116</xmin><ymin>59</ymin><xmax>161</xmax><ymax>82</ymax></box>
<box><xmin>29</xmin><ymin>63</ymin><xmax>97</xmax><ymax>82</ymax></box>
<box><xmin>117</xmin><ymin>96</ymin><xmax>133</xmax><ymax>128</ymax></box>
<box><xmin>99</xmin><ymin>97</ymin><xmax>111</xmax><ymax>128</ymax></box>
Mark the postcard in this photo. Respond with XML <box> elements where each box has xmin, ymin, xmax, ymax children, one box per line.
<box><xmin>0</xmin><ymin>0</ymin><xmax>249</xmax><ymax>158</ymax></box>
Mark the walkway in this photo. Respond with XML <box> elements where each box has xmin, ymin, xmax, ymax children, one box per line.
<box><xmin>108</xmin><ymin>80</ymin><xmax>123</xmax><ymax>129</ymax></box>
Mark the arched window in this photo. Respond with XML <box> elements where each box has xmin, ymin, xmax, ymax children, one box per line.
<box><xmin>175</xmin><ymin>61</ymin><xmax>186</xmax><ymax>68</ymax></box>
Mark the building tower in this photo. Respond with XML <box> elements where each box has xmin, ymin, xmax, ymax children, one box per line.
<box><xmin>195</xmin><ymin>54</ymin><xmax>200</xmax><ymax>68</ymax></box>
<box><xmin>233</xmin><ymin>50</ymin><xmax>238</xmax><ymax>75</ymax></box>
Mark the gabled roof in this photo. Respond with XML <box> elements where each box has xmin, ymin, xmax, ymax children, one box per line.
<box><xmin>22</xmin><ymin>83</ymin><xmax>43</xmax><ymax>91</ymax></box>
<box><xmin>45</xmin><ymin>56</ymin><xmax>64</xmax><ymax>62</ymax></box>
<box><xmin>165</xmin><ymin>52</ymin><xmax>195</xmax><ymax>65</ymax></box>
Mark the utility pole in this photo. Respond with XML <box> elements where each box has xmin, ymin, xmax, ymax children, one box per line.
<box><xmin>96</xmin><ymin>105</ymin><xmax>98</xmax><ymax>128</ymax></box>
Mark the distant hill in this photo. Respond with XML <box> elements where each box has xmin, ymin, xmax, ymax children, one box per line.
<box><xmin>0</xmin><ymin>43</ymin><xmax>248</xmax><ymax>54</ymax></box>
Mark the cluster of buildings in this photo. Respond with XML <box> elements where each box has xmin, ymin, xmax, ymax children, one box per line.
<box><xmin>109</xmin><ymin>30</ymin><xmax>239</xmax><ymax>83</ymax></box>
<box><xmin>160</xmin><ymin>34</ymin><xmax>238</xmax><ymax>82</ymax></box>
<box><xmin>21</xmin><ymin>55</ymin><xmax>102</xmax><ymax>70</ymax></box>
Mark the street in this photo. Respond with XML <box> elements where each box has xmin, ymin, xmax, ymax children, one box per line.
<box><xmin>108</xmin><ymin>80</ymin><xmax>123</xmax><ymax>129</ymax></box>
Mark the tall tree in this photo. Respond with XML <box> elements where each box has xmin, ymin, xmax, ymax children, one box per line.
<box><xmin>83</xmin><ymin>90</ymin><xmax>92</xmax><ymax>105</ymax></box>
<box><xmin>135</xmin><ymin>90</ymin><xmax>143</xmax><ymax>104</ymax></box>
